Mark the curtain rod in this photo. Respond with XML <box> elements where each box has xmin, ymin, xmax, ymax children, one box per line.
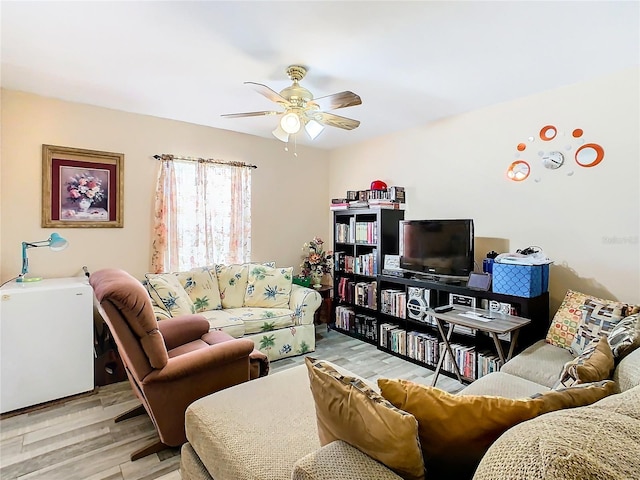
<box><xmin>153</xmin><ymin>154</ymin><xmax>257</xmax><ymax>169</ymax></box>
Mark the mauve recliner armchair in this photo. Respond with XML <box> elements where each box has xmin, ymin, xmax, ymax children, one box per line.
<box><xmin>89</xmin><ymin>268</ymin><xmax>256</xmax><ymax>460</ymax></box>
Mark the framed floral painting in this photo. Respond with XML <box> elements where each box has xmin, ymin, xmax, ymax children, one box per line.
<box><xmin>42</xmin><ymin>145</ymin><xmax>124</xmax><ymax>228</ymax></box>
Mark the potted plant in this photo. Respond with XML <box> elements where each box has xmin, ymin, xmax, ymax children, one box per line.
<box><xmin>300</xmin><ymin>237</ymin><xmax>333</xmax><ymax>288</ymax></box>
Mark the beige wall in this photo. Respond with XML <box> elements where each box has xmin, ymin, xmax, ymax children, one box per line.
<box><xmin>4</xmin><ymin>69</ymin><xmax>638</xmax><ymax>314</ymax></box>
<box><xmin>329</xmin><ymin>68</ymin><xmax>640</xmax><ymax>312</ymax></box>
<box><xmin>0</xmin><ymin>90</ymin><xmax>331</xmax><ymax>282</ymax></box>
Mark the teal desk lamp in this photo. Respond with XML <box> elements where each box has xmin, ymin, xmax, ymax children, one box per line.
<box><xmin>17</xmin><ymin>233</ymin><xmax>69</xmax><ymax>283</ymax></box>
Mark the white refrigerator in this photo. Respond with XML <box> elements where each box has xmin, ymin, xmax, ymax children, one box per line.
<box><xmin>0</xmin><ymin>277</ymin><xmax>94</xmax><ymax>413</ymax></box>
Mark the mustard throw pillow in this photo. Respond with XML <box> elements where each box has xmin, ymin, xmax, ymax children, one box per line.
<box><xmin>378</xmin><ymin>378</ymin><xmax>616</xmax><ymax>478</ymax></box>
<box><xmin>305</xmin><ymin>358</ymin><xmax>425</xmax><ymax>480</ymax></box>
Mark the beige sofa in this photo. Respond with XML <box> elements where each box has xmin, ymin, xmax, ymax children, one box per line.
<box><xmin>145</xmin><ymin>263</ymin><xmax>322</xmax><ymax>362</ymax></box>
<box><xmin>180</xmin><ymin>339</ymin><xmax>640</xmax><ymax>480</ymax></box>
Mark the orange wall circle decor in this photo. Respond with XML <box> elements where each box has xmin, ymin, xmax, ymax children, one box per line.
<box><xmin>575</xmin><ymin>143</ymin><xmax>605</xmax><ymax>168</ymax></box>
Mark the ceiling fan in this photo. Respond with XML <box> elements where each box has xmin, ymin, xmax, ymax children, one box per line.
<box><xmin>221</xmin><ymin>65</ymin><xmax>362</xmax><ymax>143</ymax></box>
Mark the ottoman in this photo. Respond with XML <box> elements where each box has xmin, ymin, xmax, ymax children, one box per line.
<box><xmin>181</xmin><ymin>364</ymin><xmax>320</xmax><ymax>480</ymax></box>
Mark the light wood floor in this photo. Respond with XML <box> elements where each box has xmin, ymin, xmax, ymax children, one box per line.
<box><xmin>0</xmin><ymin>327</ymin><xmax>464</xmax><ymax>480</ymax></box>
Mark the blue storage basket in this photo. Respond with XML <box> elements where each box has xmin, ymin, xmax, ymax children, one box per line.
<box><xmin>492</xmin><ymin>263</ymin><xmax>549</xmax><ymax>298</ymax></box>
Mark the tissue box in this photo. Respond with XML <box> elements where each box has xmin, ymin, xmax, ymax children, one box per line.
<box><xmin>292</xmin><ymin>276</ymin><xmax>311</xmax><ymax>287</ymax></box>
<box><xmin>492</xmin><ymin>263</ymin><xmax>549</xmax><ymax>298</ymax></box>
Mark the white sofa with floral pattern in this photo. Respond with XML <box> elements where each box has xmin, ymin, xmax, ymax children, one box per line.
<box><xmin>145</xmin><ymin>263</ymin><xmax>322</xmax><ymax>362</ymax></box>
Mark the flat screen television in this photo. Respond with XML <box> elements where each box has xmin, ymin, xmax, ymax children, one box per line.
<box><xmin>399</xmin><ymin>219</ymin><xmax>474</xmax><ymax>279</ymax></box>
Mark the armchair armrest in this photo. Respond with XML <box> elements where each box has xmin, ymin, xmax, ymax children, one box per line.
<box><xmin>289</xmin><ymin>284</ymin><xmax>322</xmax><ymax>326</ymax></box>
<box><xmin>293</xmin><ymin>440</ymin><xmax>403</xmax><ymax>480</ymax></box>
<box><xmin>157</xmin><ymin>314</ymin><xmax>210</xmax><ymax>351</ymax></box>
<box><xmin>143</xmin><ymin>337</ymin><xmax>255</xmax><ymax>384</ymax></box>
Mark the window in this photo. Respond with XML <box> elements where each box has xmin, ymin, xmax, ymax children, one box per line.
<box><xmin>151</xmin><ymin>157</ymin><xmax>252</xmax><ymax>272</ymax></box>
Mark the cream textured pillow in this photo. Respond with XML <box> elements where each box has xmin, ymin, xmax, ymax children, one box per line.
<box><xmin>244</xmin><ymin>265</ymin><xmax>293</xmax><ymax>308</ymax></box>
<box><xmin>215</xmin><ymin>264</ymin><xmax>249</xmax><ymax>308</ymax></box>
<box><xmin>305</xmin><ymin>358</ymin><xmax>425</xmax><ymax>480</ymax></box>
<box><xmin>145</xmin><ymin>273</ymin><xmax>195</xmax><ymax>317</ymax></box>
<box><xmin>546</xmin><ymin>290</ymin><xmax>613</xmax><ymax>351</ymax></box>
<box><xmin>554</xmin><ymin>337</ymin><xmax>615</xmax><ymax>389</ymax></box>
<box><xmin>178</xmin><ymin>268</ymin><xmax>222</xmax><ymax>312</ymax></box>
<box><xmin>378</xmin><ymin>378</ymin><xmax>616</xmax><ymax>479</ymax></box>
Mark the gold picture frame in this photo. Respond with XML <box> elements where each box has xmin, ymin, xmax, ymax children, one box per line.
<box><xmin>42</xmin><ymin>144</ymin><xmax>124</xmax><ymax>228</ymax></box>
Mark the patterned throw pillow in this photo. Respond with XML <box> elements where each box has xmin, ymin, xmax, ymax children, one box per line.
<box><xmin>244</xmin><ymin>265</ymin><xmax>293</xmax><ymax>308</ymax></box>
<box><xmin>145</xmin><ymin>273</ymin><xmax>195</xmax><ymax>317</ymax></box>
<box><xmin>546</xmin><ymin>290</ymin><xmax>614</xmax><ymax>351</ymax></box>
<box><xmin>569</xmin><ymin>299</ymin><xmax>632</xmax><ymax>355</ymax></box>
<box><xmin>608</xmin><ymin>313</ymin><xmax>640</xmax><ymax>359</ymax></box>
<box><xmin>178</xmin><ymin>268</ymin><xmax>222</xmax><ymax>312</ymax></box>
<box><xmin>305</xmin><ymin>357</ymin><xmax>425</xmax><ymax>480</ymax></box>
<box><xmin>554</xmin><ymin>337</ymin><xmax>615</xmax><ymax>389</ymax></box>
<box><xmin>215</xmin><ymin>264</ymin><xmax>249</xmax><ymax>308</ymax></box>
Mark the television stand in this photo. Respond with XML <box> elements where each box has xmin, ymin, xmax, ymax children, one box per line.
<box><xmin>410</xmin><ymin>272</ymin><xmax>467</xmax><ymax>286</ymax></box>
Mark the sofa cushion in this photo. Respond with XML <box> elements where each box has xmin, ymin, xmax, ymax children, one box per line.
<box><xmin>380</xmin><ymin>378</ymin><xmax>616</xmax><ymax>480</ymax></box>
<box><xmin>305</xmin><ymin>357</ymin><xmax>425</xmax><ymax>480</ymax></box>
<box><xmin>185</xmin><ymin>364</ymin><xmax>320</xmax><ymax>480</ymax></box>
<box><xmin>500</xmin><ymin>340</ymin><xmax>573</xmax><ymax>388</ymax></box>
<box><xmin>569</xmin><ymin>299</ymin><xmax>636</xmax><ymax>355</ymax></box>
<box><xmin>199</xmin><ymin>309</ymin><xmax>246</xmax><ymax>338</ymax></box>
<box><xmin>293</xmin><ymin>440</ymin><xmax>404</xmax><ymax>480</ymax></box>
<box><xmin>244</xmin><ymin>265</ymin><xmax>293</xmax><ymax>308</ymax></box>
<box><xmin>554</xmin><ymin>337</ymin><xmax>615</xmax><ymax>389</ymax></box>
<box><xmin>145</xmin><ymin>273</ymin><xmax>195</xmax><ymax>317</ymax></box>
<box><xmin>215</xmin><ymin>264</ymin><xmax>249</xmax><ymax>308</ymax></box>
<box><xmin>614</xmin><ymin>345</ymin><xmax>640</xmax><ymax>392</ymax></box>
<box><xmin>182</xmin><ymin>268</ymin><xmax>223</xmax><ymax>311</ymax></box>
<box><xmin>473</xmin><ymin>385</ymin><xmax>640</xmax><ymax>480</ymax></box>
<box><xmin>608</xmin><ymin>313</ymin><xmax>640</xmax><ymax>359</ymax></box>
<box><xmin>545</xmin><ymin>289</ymin><xmax>613</xmax><ymax>351</ymax></box>
<box><xmin>224</xmin><ymin>307</ymin><xmax>295</xmax><ymax>335</ymax></box>
<box><xmin>459</xmin><ymin>371</ymin><xmax>549</xmax><ymax>398</ymax></box>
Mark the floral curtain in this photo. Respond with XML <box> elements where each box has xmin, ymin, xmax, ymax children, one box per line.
<box><xmin>151</xmin><ymin>156</ymin><xmax>252</xmax><ymax>273</ymax></box>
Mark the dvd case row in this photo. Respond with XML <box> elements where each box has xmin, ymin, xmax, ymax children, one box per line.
<box><xmin>380</xmin><ymin>288</ymin><xmax>407</xmax><ymax>318</ymax></box>
<box><xmin>334</xmin><ymin>250</ymin><xmax>378</xmax><ymax>276</ymax></box>
<box><xmin>378</xmin><ymin>323</ymin><xmax>500</xmax><ymax>380</ymax></box>
<box><xmin>335</xmin><ymin>306</ymin><xmax>378</xmax><ymax>341</ymax></box>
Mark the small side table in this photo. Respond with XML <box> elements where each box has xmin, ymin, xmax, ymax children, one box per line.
<box><xmin>313</xmin><ymin>285</ymin><xmax>333</xmax><ymax>337</ymax></box>
<box><xmin>428</xmin><ymin>305</ymin><xmax>531</xmax><ymax>386</ymax></box>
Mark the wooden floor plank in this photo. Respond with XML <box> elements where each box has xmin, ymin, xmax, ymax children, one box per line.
<box><xmin>0</xmin><ymin>327</ymin><xmax>463</xmax><ymax>480</ymax></box>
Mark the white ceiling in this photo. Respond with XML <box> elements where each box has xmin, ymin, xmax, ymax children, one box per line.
<box><xmin>1</xmin><ymin>1</ymin><xmax>638</xmax><ymax>150</ymax></box>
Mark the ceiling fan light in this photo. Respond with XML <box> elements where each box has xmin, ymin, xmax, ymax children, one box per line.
<box><xmin>305</xmin><ymin>119</ymin><xmax>325</xmax><ymax>140</ymax></box>
<box><xmin>280</xmin><ymin>112</ymin><xmax>301</xmax><ymax>134</ymax></box>
<box><xmin>272</xmin><ymin>125</ymin><xmax>289</xmax><ymax>143</ymax></box>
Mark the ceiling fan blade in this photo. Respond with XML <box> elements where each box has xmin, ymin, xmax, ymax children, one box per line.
<box><xmin>314</xmin><ymin>112</ymin><xmax>360</xmax><ymax>130</ymax></box>
<box><xmin>245</xmin><ymin>82</ymin><xmax>290</xmax><ymax>106</ymax></box>
<box><xmin>221</xmin><ymin>110</ymin><xmax>282</xmax><ymax>118</ymax></box>
<box><xmin>309</xmin><ymin>91</ymin><xmax>362</xmax><ymax>111</ymax></box>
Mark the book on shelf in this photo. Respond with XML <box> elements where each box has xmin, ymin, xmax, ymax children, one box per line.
<box><xmin>330</xmin><ymin>202</ymin><xmax>350</xmax><ymax>210</ymax></box>
<box><xmin>330</xmin><ymin>200</ymin><xmax>405</xmax><ymax>210</ymax></box>
<box><xmin>368</xmin><ymin>202</ymin><xmax>406</xmax><ymax>210</ymax></box>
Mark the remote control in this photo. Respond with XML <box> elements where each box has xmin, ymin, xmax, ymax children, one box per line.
<box><xmin>434</xmin><ymin>305</ymin><xmax>454</xmax><ymax>313</ymax></box>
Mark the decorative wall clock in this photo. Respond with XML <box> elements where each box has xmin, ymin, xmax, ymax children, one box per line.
<box><xmin>507</xmin><ymin>125</ymin><xmax>605</xmax><ymax>182</ymax></box>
